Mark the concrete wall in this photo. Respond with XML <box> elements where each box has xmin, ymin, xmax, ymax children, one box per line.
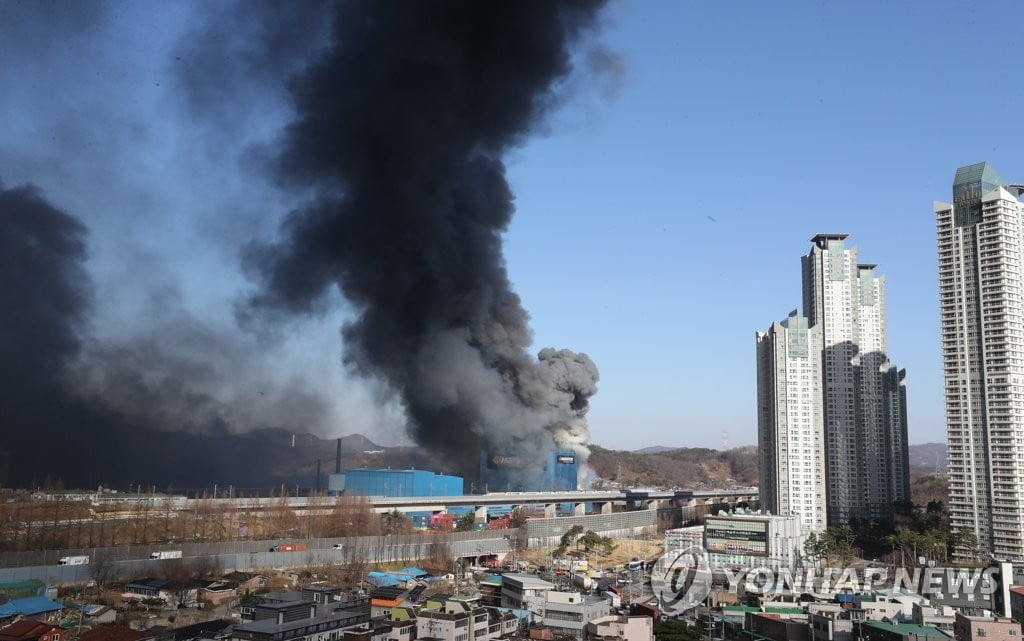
<box><xmin>0</xmin><ymin>531</ymin><xmax>513</xmax><ymax>585</ymax></box>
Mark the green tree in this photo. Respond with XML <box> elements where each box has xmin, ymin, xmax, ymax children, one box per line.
<box><xmin>381</xmin><ymin>510</ymin><xmax>411</xmax><ymax>535</ymax></box>
<box><xmin>455</xmin><ymin>513</ymin><xmax>476</xmax><ymax>532</ymax></box>
<box><xmin>554</xmin><ymin>524</ymin><xmax>584</xmax><ymax>557</ymax></box>
<box><xmin>803</xmin><ymin>531</ymin><xmax>825</xmax><ymax>564</ymax></box>
<box><xmin>509</xmin><ymin>507</ymin><xmax>528</xmax><ymax>529</ymax></box>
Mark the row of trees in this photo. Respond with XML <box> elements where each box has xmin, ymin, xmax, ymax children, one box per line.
<box><xmin>802</xmin><ymin>500</ymin><xmax>981</xmax><ymax>567</ymax></box>
<box><xmin>0</xmin><ymin>492</ymin><xmax>468</xmax><ymax>551</ymax></box>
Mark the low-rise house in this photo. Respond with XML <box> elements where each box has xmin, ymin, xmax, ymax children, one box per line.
<box><xmin>541</xmin><ymin>591</ymin><xmax>609</xmax><ymax>640</ymax></box>
<box><xmin>368</xmin><ymin>588</ymin><xmax>408</xmax><ymax>618</ymax></box>
<box><xmin>808</xmin><ymin>606</ymin><xmax>854</xmax><ymax>641</ymax></box>
<box><xmin>75</xmin><ymin>605</ymin><xmax>117</xmax><ymax>625</ymax></box>
<box><xmin>157</xmin><ymin>619</ymin><xmax>232</xmax><ymax>641</ymax></box>
<box><xmin>860</xmin><ymin>621</ymin><xmax>951</xmax><ymax>640</ymax></box>
<box><xmin>584</xmin><ymin>614</ymin><xmax>653</xmax><ymax>641</ymax></box>
<box><xmin>744</xmin><ymin>611</ymin><xmax>810</xmax><ymax>641</ymax></box>
<box><xmin>0</xmin><ymin>621</ymin><xmax>64</xmax><ymax>641</ymax></box>
<box><xmin>477</xmin><ymin>576</ymin><xmax>502</xmax><ymax>608</ymax></box>
<box><xmin>123</xmin><ymin>579</ymin><xmax>203</xmax><ymax>609</ymax></box>
<box><xmin>221</xmin><ymin>573</ymin><xmax>266</xmax><ymax>595</ymax></box>
<box><xmin>77</xmin><ymin>626</ymin><xmax>156</xmax><ymax>641</ymax></box>
<box><xmin>300</xmin><ymin>586</ymin><xmax>342</xmax><ymax>605</ymax></box>
<box><xmin>341</xmin><ymin>618</ymin><xmax>414</xmax><ymax>641</ymax></box>
<box><xmin>199</xmin><ymin>582</ymin><xmax>237</xmax><ymax>607</ymax></box>
<box><xmin>911</xmin><ymin>603</ymin><xmax>955</xmax><ymax>633</ymax></box>
<box><xmin>414</xmin><ymin>596</ymin><xmax>520</xmax><ymax>641</ymax></box>
<box><xmin>0</xmin><ymin>597</ymin><xmax>64</xmax><ymax>623</ymax></box>
<box><xmin>952</xmin><ymin>612</ymin><xmax>1022</xmax><ymax>641</ymax></box>
<box><xmin>230</xmin><ymin>596</ymin><xmax>370</xmax><ymax>641</ymax></box>
<box><xmin>500</xmin><ymin>575</ymin><xmax>553</xmax><ymax>618</ymax></box>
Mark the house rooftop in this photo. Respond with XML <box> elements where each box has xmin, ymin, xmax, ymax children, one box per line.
<box><xmin>78</xmin><ymin>626</ymin><xmax>156</xmax><ymax>641</ymax></box>
<box><xmin>0</xmin><ymin>596</ymin><xmax>64</xmax><ymax>619</ymax></box>
<box><xmin>0</xmin><ymin>621</ymin><xmax>62</xmax><ymax>641</ymax></box>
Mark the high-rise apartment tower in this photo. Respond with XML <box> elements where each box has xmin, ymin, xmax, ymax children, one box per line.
<box><xmin>758</xmin><ymin>235</ymin><xmax>910</xmax><ymax>529</ymax></box>
<box><xmin>756</xmin><ymin>312</ymin><xmax>827</xmax><ymax>532</ymax></box>
<box><xmin>802</xmin><ymin>234</ymin><xmax>910</xmax><ymax>524</ymax></box>
<box><xmin>935</xmin><ymin>162</ymin><xmax>1024</xmax><ymax>559</ymax></box>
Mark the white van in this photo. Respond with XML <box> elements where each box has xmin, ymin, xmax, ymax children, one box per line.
<box><xmin>59</xmin><ymin>555</ymin><xmax>90</xmax><ymax>565</ymax></box>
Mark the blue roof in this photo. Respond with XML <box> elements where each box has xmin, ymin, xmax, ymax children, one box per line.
<box><xmin>0</xmin><ymin>596</ymin><xmax>64</xmax><ymax>618</ymax></box>
<box><xmin>397</xmin><ymin>566</ymin><xmax>427</xmax><ymax>577</ymax></box>
<box><xmin>366</xmin><ymin>572</ymin><xmax>401</xmax><ymax>588</ymax></box>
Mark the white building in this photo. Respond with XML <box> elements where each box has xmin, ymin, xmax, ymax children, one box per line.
<box><xmin>585</xmin><ymin>614</ymin><xmax>654</xmax><ymax>641</ymax></box>
<box><xmin>704</xmin><ymin>512</ymin><xmax>805</xmax><ymax>570</ymax></box>
<box><xmin>499</xmin><ymin>573</ymin><xmax>553</xmax><ymax>618</ymax></box>
<box><xmin>665</xmin><ymin>525</ymin><xmax>704</xmax><ymax>551</ymax></box>
<box><xmin>541</xmin><ymin>591</ymin><xmax>610</xmax><ymax>640</ymax></box>
<box><xmin>935</xmin><ymin>162</ymin><xmax>1024</xmax><ymax>560</ymax></box>
<box><xmin>756</xmin><ymin>312</ymin><xmax>827</xmax><ymax>532</ymax></box>
<box><xmin>802</xmin><ymin>234</ymin><xmax>910</xmax><ymax>524</ymax></box>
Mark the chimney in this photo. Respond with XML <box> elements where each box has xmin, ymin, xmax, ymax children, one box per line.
<box><xmin>335</xmin><ymin>438</ymin><xmax>342</xmax><ymax>474</ymax></box>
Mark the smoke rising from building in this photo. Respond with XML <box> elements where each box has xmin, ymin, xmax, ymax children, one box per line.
<box><xmin>0</xmin><ymin>1</ymin><xmax>607</xmax><ymax>488</ymax></box>
<box><xmin>242</xmin><ymin>1</ymin><xmax>605</xmax><ymax>475</ymax></box>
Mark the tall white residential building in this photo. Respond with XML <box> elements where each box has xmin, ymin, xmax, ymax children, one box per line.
<box><xmin>756</xmin><ymin>312</ymin><xmax>827</xmax><ymax>532</ymax></box>
<box><xmin>935</xmin><ymin>162</ymin><xmax>1024</xmax><ymax>560</ymax></box>
<box><xmin>802</xmin><ymin>234</ymin><xmax>910</xmax><ymax>524</ymax></box>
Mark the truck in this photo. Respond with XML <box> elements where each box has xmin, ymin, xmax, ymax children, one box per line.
<box><xmin>59</xmin><ymin>555</ymin><xmax>89</xmax><ymax>565</ymax></box>
<box><xmin>270</xmin><ymin>543</ymin><xmax>308</xmax><ymax>552</ymax></box>
<box><xmin>150</xmin><ymin>550</ymin><xmax>183</xmax><ymax>560</ymax></box>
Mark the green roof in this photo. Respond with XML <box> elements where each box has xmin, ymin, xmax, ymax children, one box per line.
<box><xmin>763</xmin><ymin>607</ymin><xmax>805</xmax><ymax>614</ymax></box>
<box><xmin>0</xmin><ymin>580</ymin><xmax>44</xmax><ymax>600</ymax></box>
<box><xmin>863</xmin><ymin>621</ymin><xmax>952</xmax><ymax>638</ymax></box>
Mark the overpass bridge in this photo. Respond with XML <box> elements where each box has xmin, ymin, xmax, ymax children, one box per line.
<box><xmin>0</xmin><ymin>488</ymin><xmax>758</xmax><ymax>584</ymax></box>
<box><xmin>121</xmin><ymin>487</ymin><xmax>758</xmax><ymax>519</ymax></box>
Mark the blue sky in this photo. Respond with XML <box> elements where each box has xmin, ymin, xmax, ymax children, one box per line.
<box><xmin>504</xmin><ymin>0</ymin><xmax>1024</xmax><ymax>449</ymax></box>
<box><xmin>2</xmin><ymin>0</ymin><xmax>1022</xmax><ymax>452</ymax></box>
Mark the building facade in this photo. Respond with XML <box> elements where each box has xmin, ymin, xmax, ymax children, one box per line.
<box><xmin>757</xmin><ymin>312</ymin><xmax>827</xmax><ymax>532</ymax></box>
<box><xmin>802</xmin><ymin>234</ymin><xmax>910</xmax><ymax>523</ymax></box>
<box><xmin>703</xmin><ymin>513</ymin><xmax>805</xmax><ymax>570</ymax></box>
<box><xmin>329</xmin><ymin>469</ymin><xmax>463</xmax><ymax>497</ymax></box>
<box><xmin>479</xmin><ymin>450</ymin><xmax>579</xmax><ymax>493</ymax></box>
<box><xmin>935</xmin><ymin>162</ymin><xmax>1024</xmax><ymax>560</ymax></box>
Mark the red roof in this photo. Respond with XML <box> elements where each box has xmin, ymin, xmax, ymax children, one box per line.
<box><xmin>78</xmin><ymin>627</ymin><xmax>155</xmax><ymax>641</ymax></box>
<box><xmin>0</xmin><ymin>621</ymin><xmax>61</xmax><ymax>641</ymax></box>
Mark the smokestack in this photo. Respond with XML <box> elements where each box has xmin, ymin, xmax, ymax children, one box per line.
<box><xmin>242</xmin><ymin>0</ymin><xmax>606</xmax><ymax>477</ymax></box>
<box><xmin>335</xmin><ymin>437</ymin><xmax>341</xmax><ymax>474</ymax></box>
<box><xmin>316</xmin><ymin>459</ymin><xmax>321</xmax><ymax>492</ymax></box>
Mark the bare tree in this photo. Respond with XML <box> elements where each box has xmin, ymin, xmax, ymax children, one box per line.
<box><xmin>89</xmin><ymin>556</ymin><xmax>119</xmax><ymax>594</ymax></box>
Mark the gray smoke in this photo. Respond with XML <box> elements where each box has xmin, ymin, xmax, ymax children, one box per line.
<box><xmin>242</xmin><ymin>1</ymin><xmax>605</xmax><ymax>475</ymax></box>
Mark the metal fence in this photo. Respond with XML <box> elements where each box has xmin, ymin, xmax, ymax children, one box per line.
<box><xmin>0</xmin><ymin>530</ymin><xmax>516</xmax><ymax>585</ymax></box>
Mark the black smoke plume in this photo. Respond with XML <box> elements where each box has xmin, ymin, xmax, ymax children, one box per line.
<box><xmin>244</xmin><ymin>1</ymin><xmax>604</xmax><ymax>476</ymax></box>
<box><xmin>0</xmin><ymin>182</ymin><xmax>336</xmax><ymax>490</ymax></box>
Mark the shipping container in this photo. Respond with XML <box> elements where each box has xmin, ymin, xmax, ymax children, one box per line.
<box><xmin>270</xmin><ymin>543</ymin><xmax>308</xmax><ymax>552</ymax></box>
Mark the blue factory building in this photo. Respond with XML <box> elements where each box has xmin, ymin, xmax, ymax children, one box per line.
<box><xmin>478</xmin><ymin>450</ymin><xmax>579</xmax><ymax>493</ymax></box>
<box><xmin>328</xmin><ymin>469</ymin><xmax>463</xmax><ymax>497</ymax></box>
